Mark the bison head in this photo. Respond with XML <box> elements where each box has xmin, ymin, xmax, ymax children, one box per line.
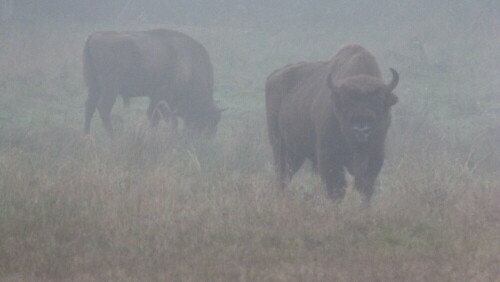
<box><xmin>327</xmin><ymin>69</ymin><xmax>399</xmax><ymax>145</ymax></box>
<box><xmin>186</xmin><ymin>106</ymin><xmax>225</xmax><ymax>138</ymax></box>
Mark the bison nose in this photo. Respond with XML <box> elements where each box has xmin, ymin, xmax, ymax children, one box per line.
<box><xmin>352</xmin><ymin>125</ymin><xmax>371</xmax><ymax>141</ymax></box>
<box><xmin>353</xmin><ymin>125</ymin><xmax>370</xmax><ymax>134</ymax></box>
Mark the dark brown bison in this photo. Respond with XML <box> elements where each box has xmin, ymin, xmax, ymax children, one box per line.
<box><xmin>265</xmin><ymin>44</ymin><xmax>399</xmax><ymax>206</ymax></box>
<box><xmin>83</xmin><ymin>28</ymin><xmax>223</xmax><ymax>137</ymax></box>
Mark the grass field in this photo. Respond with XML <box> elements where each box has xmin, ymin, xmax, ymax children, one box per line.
<box><xmin>0</xmin><ymin>15</ymin><xmax>499</xmax><ymax>281</ymax></box>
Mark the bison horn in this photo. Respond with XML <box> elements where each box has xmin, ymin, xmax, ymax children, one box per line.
<box><xmin>387</xmin><ymin>68</ymin><xmax>399</xmax><ymax>92</ymax></box>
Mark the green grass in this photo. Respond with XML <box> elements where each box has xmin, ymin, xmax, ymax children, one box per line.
<box><xmin>0</xmin><ymin>18</ymin><xmax>498</xmax><ymax>281</ymax></box>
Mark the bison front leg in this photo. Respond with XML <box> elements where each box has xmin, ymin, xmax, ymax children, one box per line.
<box><xmin>148</xmin><ymin>100</ymin><xmax>177</xmax><ymax>131</ymax></box>
<box><xmin>319</xmin><ymin>161</ymin><xmax>347</xmax><ymax>203</ymax></box>
<box><xmin>317</xmin><ymin>146</ymin><xmax>347</xmax><ymax>203</ymax></box>
<box><xmin>353</xmin><ymin>152</ymin><xmax>384</xmax><ymax>208</ymax></box>
<box><xmin>147</xmin><ymin>99</ymin><xmax>162</xmax><ymax>128</ymax></box>
<box><xmin>354</xmin><ymin>174</ymin><xmax>378</xmax><ymax>208</ymax></box>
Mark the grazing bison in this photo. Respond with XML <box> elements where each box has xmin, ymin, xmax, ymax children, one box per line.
<box><xmin>83</xmin><ymin>28</ymin><xmax>223</xmax><ymax>137</ymax></box>
<box><xmin>265</xmin><ymin>44</ymin><xmax>399</xmax><ymax>206</ymax></box>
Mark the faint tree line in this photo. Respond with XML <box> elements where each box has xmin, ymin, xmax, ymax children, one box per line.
<box><xmin>1</xmin><ymin>0</ymin><xmax>499</xmax><ymax>27</ymax></box>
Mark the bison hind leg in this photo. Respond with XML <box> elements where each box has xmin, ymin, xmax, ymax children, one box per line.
<box><xmin>97</xmin><ymin>94</ymin><xmax>117</xmax><ymax>138</ymax></box>
<box><xmin>84</xmin><ymin>93</ymin><xmax>98</xmax><ymax>135</ymax></box>
<box><xmin>276</xmin><ymin>149</ymin><xmax>305</xmax><ymax>190</ymax></box>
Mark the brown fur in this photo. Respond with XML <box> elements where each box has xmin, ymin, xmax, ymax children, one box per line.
<box><xmin>265</xmin><ymin>44</ymin><xmax>399</xmax><ymax>207</ymax></box>
<box><xmin>83</xmin><ymin>28</ymin><xmax>222</xmax><ymax>137</ymax></box>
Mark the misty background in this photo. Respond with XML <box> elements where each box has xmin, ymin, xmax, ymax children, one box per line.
<box><xmin>0</xmin><ymin>1</ymin><xmax>498</xmax><ymax>280</ymax></box>
<box><xmin>2</xmin><ymin>0</ymin><xmax>498</xmax><ymax>165</ymax></box>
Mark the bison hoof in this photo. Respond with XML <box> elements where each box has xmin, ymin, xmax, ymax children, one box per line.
<box><xmin>360</xmin><ymin>196</ymin><xmax>372</xmax><ymax>209</ymax></box>
<box><xmin>327</xmin><ymin>188</ymin><xmax>346</xmax><ymax>204</ymax></box>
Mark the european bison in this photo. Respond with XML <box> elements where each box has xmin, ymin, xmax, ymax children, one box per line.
<box><xmin>265</xmin><ymin>44</ymin><xmax>399</xmax><ymax>206</ymax></box>
<box><xmin>83</xmin><ymin>28</ymin><xmax>223</xmax><ymax>137</ymax></box>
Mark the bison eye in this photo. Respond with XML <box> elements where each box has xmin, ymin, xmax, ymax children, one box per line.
<box><xmin>375</xmin><ymin>101</ymin><xmax>385</xmax><ymax>112</ymax></box>
<box><xmin>370</xmin><ymin>98</ymin><xmax>385</xmax><ymax>112</ymax></box>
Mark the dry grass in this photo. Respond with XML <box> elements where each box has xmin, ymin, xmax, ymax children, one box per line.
<box><xmin>0</xmin><ymin>120</ymin><xmax>498</xmax><ymax>281</ymax></box>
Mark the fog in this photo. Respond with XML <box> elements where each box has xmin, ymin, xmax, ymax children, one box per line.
<box><xmin>0</xmin><ymin>1</ymin><xmax>498</xmax><ymax>280</ymax></box>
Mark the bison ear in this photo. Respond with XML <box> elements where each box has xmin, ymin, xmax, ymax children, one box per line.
<box><xmin>385</xmin><ymin>92</ymin><xmax>398</xmax><ymax>108</ymax></box>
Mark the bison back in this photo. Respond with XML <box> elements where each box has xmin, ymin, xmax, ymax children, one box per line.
<box><xmin>329</xmin><ymin>44</ymin><xmax>382</xmax><ymax>81</ymax></box>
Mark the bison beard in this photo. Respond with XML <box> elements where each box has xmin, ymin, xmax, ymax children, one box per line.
<box><xmin>83</xmin><ymin>28</ymin><xmax>223</xmax><ymax>137</ymax></box>
<box><xmin>265</xmin><ymin>44</ymin><xmax>399</xmax><ymax>207</ymax></box>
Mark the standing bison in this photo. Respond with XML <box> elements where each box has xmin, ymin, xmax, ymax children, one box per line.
<box><xmin>83</xmin><ymin>28</ymin><xmax>223</xmax><ymax>137</ymax></box>
<box><xmin>265</xmin><ymin>44</ymin><xmax>399</xmax><ymax>206</ymax></box>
